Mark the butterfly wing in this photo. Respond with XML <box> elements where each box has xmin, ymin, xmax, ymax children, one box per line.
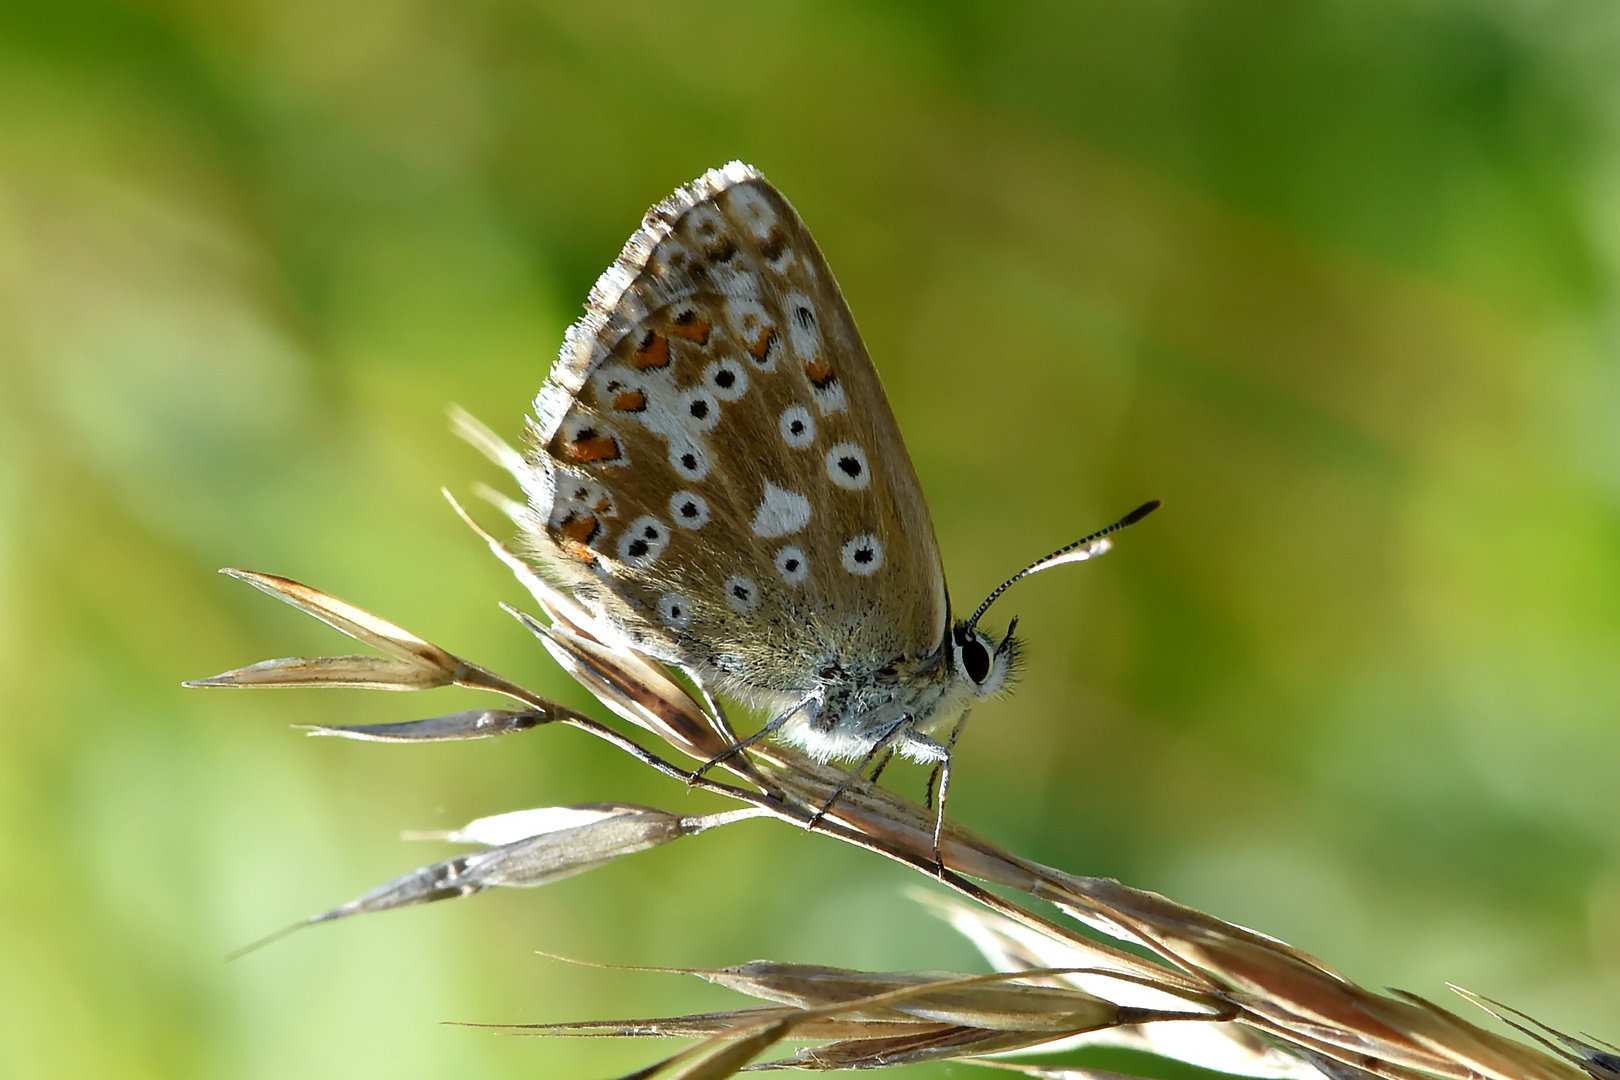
<box><xmin>520</xmin><ymin>162</ymin><xmax>948</xmax><ymax>702</ymax></box>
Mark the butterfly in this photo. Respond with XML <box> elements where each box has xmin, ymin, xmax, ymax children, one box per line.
<box><xmin>517</xmin><ymin>161</ymin><xmax>1155</xmax><ymax>844</ymax></box>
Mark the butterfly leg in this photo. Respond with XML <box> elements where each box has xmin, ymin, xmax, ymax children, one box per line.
<box><xmin>865</xmin><ymin>747</ymin><xmax>897</xmax><ymax>786</ymax></box>
<box><xmin>690</xmin><ymin>690</ymin><xmax>819</xmax><ymax>783</ymax></box>
<box><xmin>922</xmin><ymin>710</ymin><xmax>969</xmax><ymax>809</ymax></box>
<box><xmin>805</xmin><ymin>716</ymin><xmax>910</xmax><ymax>831</ymax></box>
<box><xmin>919</xmin><ymin>712</ymin><xmax>970</xmax><ymax>875</ymax></box>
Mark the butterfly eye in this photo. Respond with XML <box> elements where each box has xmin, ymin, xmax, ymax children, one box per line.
<box><xmin>960</xmin><ymin>637</ymin><xmax>992</xmax><ymax>685</ymax></box>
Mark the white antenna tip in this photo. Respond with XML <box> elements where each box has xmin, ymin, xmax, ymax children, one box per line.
<box><xmin>1028</xmin><ymin>537</ymin><xmax>1112</xmax><ymax>575</ymax></box>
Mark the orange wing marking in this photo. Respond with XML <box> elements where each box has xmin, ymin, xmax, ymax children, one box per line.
<box><xmin>670</xmin><ymin>310</ymin><xmax>711</xmax><ymax>345</ymax></box>
<box><xmin>748</xmin><ymin>327</ymin><xmax>776</xmax><ymax>361</ymax></box>
<box><xmin>804</xmin><ymin>355</ymin><xmax>836</xmax><ymax>388</ymax></box>
<box><xmin>563</xmin><ymin>428</ymin><xmax>620</xmax><ymax>464</ymax></box>
<box><xmin>633</xmin><ymin>331</ymin><xmax>670</xmax><ymax>370</ymax></box>
<box><xmin>557</xmin><ymin>512</ymin><xmax>600</xmax><ymax>545</ymax></box>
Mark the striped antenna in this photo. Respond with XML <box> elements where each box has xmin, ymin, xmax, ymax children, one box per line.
<box><xmin>964</xmin><ymin>500</ymin><xmax>1160</xmax><ymax>633</ymax></box>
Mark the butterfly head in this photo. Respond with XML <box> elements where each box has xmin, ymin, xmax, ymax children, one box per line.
<box><xmin>948</xmin><ymin>617</ymin><xmax>1019</xmax><ymax>700</ymax></box>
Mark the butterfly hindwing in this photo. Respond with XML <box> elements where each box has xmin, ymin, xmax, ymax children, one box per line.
<box><xmin>522</xmin><ymin>163</ymin><xmax>948</xmax><ymax>700</ymax></box>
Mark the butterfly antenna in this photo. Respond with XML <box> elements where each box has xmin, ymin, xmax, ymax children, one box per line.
<box><xmin>965</xmin><ymin>500</ymin><xmax>1160</xmax><ymax>633</ymax></box>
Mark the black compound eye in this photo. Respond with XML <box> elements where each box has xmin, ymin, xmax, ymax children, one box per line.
<box><xmin>961</xmin><ymin>638</ymin><xmax>991</xmax><ymax>684</ymax></box>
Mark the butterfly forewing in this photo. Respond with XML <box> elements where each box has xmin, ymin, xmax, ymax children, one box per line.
<box><xmin>523</xmin><ymin>163</ymin><xmax>948</xmax><ymax>701</ymax></box>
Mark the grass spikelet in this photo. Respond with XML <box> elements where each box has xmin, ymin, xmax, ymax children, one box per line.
<box><xmin>189</xmin><ymin>440</ymin><xmax>1612</xmax><ymax>1078</ymax></box>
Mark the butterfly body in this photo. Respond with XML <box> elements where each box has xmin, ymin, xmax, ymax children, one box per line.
<box><xmin>518</xmin><ymin>162</ymin><xmax>1015</xmax><ymax>774</ymax></box>
<box><xmin>777</xmin><ymin>645</ymin><xmax>998</xmax><ymax>764</ymax></box>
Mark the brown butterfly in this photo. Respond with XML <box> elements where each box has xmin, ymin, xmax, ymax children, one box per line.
<box><xmin>517</xmin><ymin>162</ymin><xmax>1155</xmax><ymax>831</ymax></box>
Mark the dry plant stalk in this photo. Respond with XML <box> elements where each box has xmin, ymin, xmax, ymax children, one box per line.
<box><xmin>188</xmin><ymin>421</ymin><xmax>1613</xmax><ymax>1080</ymax></box>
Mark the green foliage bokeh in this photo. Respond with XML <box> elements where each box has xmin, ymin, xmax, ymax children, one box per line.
<box><xmin>1</xmin><ymin>1</ymin><xmax>1618</xmax><ymax>1076</ymax></box>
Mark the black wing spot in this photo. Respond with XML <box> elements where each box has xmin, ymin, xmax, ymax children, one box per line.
<box><xmin>627</xmin><ymin>539</ymin><xmax>649</xmax><ymax>558</ymax></box>
<box><xmin>689</xmin><ymin>399</ymin><xmax>709</xmax><ymax>420</ymax></box>
<box><xmin>680</xmin><ymin>501</ymin><xmax>699</xmax><ymax>518</ymax></box>
<box><xmin>853</xmin><ymin>547</ymin><xmax>873</xmax><ymax>564</ymax></box>
<box><xmin>794</xmin><ymin>306</ymin><xmax>815</xmax><ymax>329</ymax></box>
<box><xmin>838</xmin><ymin>456</ymin><xmax>861</xmax><ymax>477</ymax></box>
<box><xmin>715</xmin><ymin>368</ymin><xmax>736</xmax><ymax>388</ymax></box>
<box><xmin>680</xmin><ymin>453</ymin><xmax>697</xmax><ymax>470</ymax></box>
<box><xmin>784</xmin><ymin>557</ymin><xmax>800</xmax><ymax>572</ymax></box>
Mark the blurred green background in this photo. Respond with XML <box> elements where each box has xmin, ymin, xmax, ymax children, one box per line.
<box><xmin>3</xmin><ymin>1</ymin><xmax>1619</xmax><ymax>1076</ymax></box>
